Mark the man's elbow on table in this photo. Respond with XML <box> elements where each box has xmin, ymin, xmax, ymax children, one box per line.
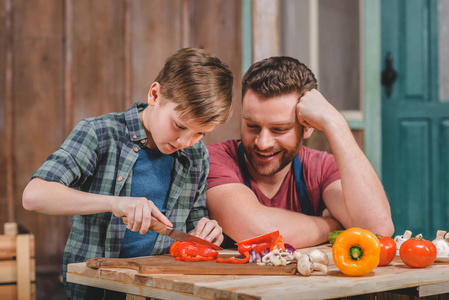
<box><xmin>350</xmin><ymin>215</ymin><xmax>395</xmax><ymax>238</ymax></box>
<box><xmin>370</xmin><ymin>217</ymin><xmax>395</xmax><ymax>238</ymax></box>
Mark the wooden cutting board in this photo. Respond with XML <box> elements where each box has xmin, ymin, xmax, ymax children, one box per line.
<box><xmin>86</xmin><ymin>254</ymin><xmax>297</xmax><ymax>275</ymax></box>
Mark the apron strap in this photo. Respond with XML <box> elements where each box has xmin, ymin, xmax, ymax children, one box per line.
<box><xmin>237</xmin><ymin>143</ymin><xmax>314</xmax><ymax>215</ymax></box>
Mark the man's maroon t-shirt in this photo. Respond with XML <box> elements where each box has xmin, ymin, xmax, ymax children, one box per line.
<box><xmin>206</xmin><ymin>140</ymin><xmax>341</xmax><ymax>216</ymax></box>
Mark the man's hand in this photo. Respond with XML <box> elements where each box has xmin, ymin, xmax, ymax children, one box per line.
<box><xmin>297</xmin><ymin>90</ymin><xmax>394</xmax><ymax>237</ymax></box>
<box><xmin>189</xmin><ymin>217</ymin><xmax>224</xmax><ymax>246</ymax></box>
<box><xmin>296</xmin><ymin>89</ymin><xmax>346</xmax><ymax>133</ymax></box>
<box><xmin>112</xmin><ymin>197</ymin><xmax>173</xmax><ymax>235</ymax></box>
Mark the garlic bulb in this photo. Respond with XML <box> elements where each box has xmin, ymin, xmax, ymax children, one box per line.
<box><xmin>432</xmin><ymin>230</ymin><xmax>449</xmax><ymax>257</ymax></box>
<box><xmin>394</xmin><ymin>230</ymin><xmax>412</xmax><ymax>250</ymax></box>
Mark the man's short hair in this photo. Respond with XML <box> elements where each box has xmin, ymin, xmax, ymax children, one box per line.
<box><xmin>242</xmin><ymin>56</ymin><xmax>317</xmax><ymax>99</ymax></box>
<box><xmin>155</xmin><ymin>48</ymin><xmax>233</xmax><ymax>126</ymax></box>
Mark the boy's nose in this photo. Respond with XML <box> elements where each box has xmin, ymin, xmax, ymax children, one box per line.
<box><xmin>177</xmin><ymin>135</ymin><xmax>194</xmax><ymax>149</ymax></box>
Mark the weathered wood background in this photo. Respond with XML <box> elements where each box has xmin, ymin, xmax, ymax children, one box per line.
<box><xmin>0</xmin><ymin>0</ymin><xmax>242</xmax><ymax>298</ymax></box>
<box><xmin>0</xmin><ymin>1</ymin><xmax>365</xmax><ymax>299</ymax></box>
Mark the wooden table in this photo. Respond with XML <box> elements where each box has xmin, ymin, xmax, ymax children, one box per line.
<box><xmin>67</xmin><ymin>245</ymin><xmax>449</xmax><ymax>300</ymax></box>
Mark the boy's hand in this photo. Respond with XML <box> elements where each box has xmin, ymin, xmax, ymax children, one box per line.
<box><xmin>112</xmin><ymin>196</ymin><xmax>173</xmax><ymax>235</ymax></box>
<box><xmin>190</xmin><ymin>217</ymin><xmax>224</xmax><ymax>246</ymax></box>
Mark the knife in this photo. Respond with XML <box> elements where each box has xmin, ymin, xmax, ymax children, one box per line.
<box><xmin>122</xmin><ymin>216</ymin><xmax>222</xmax><ymax>250</ymax></box>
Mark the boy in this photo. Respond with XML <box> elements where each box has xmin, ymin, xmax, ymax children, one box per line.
<box><xmin>22</xmin><ymin>48</ymin><xmax>233</xmax><ymax>299</ymax></box>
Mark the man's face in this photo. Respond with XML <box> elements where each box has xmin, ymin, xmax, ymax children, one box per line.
<box><xmin>141</xmin><ymin>83</ymin><xmax>215</xmax><ymax>154</ymax></box>
<box><xmin>241</xmin><ymin>89</ymin><xmax>304</xmax><ymax>177</ymax></box>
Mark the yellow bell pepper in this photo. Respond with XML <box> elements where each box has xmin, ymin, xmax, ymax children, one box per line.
<box><xmin>332</xmin><ymin>228</ymin><xmax>381</xmax><ymax>276</ymax></box>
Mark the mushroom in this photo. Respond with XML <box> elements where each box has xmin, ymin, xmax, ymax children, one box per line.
<box><xmin>394</xmin><ymin>230</ymin><xmax>412</xmax><ymax>250</ymax></box>
<box><xmin>443</xmin><ymin>232</ymin><xmax>449</xmax><ymax>243</ymax></box>
<box><xmin>432</xmin><ymin>230</ymin><xmax>449</xmax><ymax>257</ymax></box>
<box><xmin>293</xmin><ymin>249</ymin><xmax>302</xmax><ymax>261</ymax></box>
<box><xmin>296</xmin><ymin>249</ymin><xmax>329</xmax><ymax>276</ymax></box>
<box><xmin>258</xmin><ymin>246</ymin><xmax>295</xmax><ymax>266</ymax></box>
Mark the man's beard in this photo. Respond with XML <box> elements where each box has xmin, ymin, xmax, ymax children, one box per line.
<box><xmin>243</xmin><ymin>142</ymin><xmax>301</xmax><ymax>177</ymax></box>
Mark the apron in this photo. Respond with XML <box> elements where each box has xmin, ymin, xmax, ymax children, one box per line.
<box><xmin>237</xmin><ymin>143</ymin><xmax>314</xmax><ymax>216</ymax></box>
<box><xmin>220</xmin><ymin>143</ymin><xmax>314</xmax><ymax>249</ymax></box>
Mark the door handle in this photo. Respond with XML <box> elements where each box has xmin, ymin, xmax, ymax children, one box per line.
<box><xmin>381</xmin><ymin>52</ymin><xmax>397</xmax><ymax>97</ymax></box>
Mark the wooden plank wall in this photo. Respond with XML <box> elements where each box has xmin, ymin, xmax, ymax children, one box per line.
<box><xmin>0</xmin><ymin>0</ymin><xmax>241</xmax><ymax>298</ymax></box>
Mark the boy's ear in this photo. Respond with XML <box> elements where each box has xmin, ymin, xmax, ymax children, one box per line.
<box><xmin>147</xmin><ymin>82</ymin><xmax>161</xmax><ymax>106</ymax></box>
<box><xmin>303</xmin><ymin>126</ymin><xmax>314</xmax><ymax>139</ymax></box>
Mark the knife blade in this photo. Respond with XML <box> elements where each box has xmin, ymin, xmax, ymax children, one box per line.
<box><xmin>122</xmin><ymin>216</ymin><xmax>222</xmax><ymax>250</ymax></box>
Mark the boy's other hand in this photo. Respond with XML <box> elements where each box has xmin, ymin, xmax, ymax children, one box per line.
<box><xmin>190</xmin><ymin>217</ymin><xmax>224</xmax><ymax>246</ymax></box>
<box><xmin>112</xmin><ymin>196</ymin><xmax>173</xmax><ymax>235</ymax></box>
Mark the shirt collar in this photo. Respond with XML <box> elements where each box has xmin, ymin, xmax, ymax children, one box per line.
<box><xmin>125</xmin><ymin>102</ymin><xmax>148</xmax><ymax>143</ymax></box>
<box><xmin>124</xmin><ymin>102</ymin><xmax>189</xmax><ymax>166</ymax></box>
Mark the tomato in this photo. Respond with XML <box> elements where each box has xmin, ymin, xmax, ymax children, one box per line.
<box><xmin>377</xmin><ymin>235</ymin><xmax>397</xmax><ymax>266</ymax></box>
<box><xmin>399</xmin><ymin>237</ymin><xmax>437</xmax><ymax>268</ymax></box>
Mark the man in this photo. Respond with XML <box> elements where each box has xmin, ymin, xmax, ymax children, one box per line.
<box><xmin>206</xmin><ymin>56</ymin><xmax>394</xmax><ymax>248</ymax></box>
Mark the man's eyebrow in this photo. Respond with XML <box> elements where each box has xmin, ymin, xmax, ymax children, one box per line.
<box><xmin>242</xmin><ymin>115</ymin><xmax>295</xmax><ymax>126</ymax></box>
<box><xmin>242</xmin><ymin>115</ymin><xmax>255</xmax><ymax>122</ymax></box>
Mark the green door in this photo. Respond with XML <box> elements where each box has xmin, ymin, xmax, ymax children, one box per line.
<box><xmin>381</xmin><ymin>0</ymin><xmax>449</xmax><ymax>238</ymax></box>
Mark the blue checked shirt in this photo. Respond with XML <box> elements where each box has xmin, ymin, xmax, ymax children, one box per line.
<box><xmin>31</xmin><ymin>102</ymin><xmax>210</xmax><ymax>299</ymax></box>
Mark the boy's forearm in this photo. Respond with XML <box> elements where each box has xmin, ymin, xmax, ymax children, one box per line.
<box><xmin>22</xmin><ymin>178</ymin><xmax>115</xmax><ymax>215</ymax></box>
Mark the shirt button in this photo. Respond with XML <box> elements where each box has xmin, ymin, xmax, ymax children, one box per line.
<box><xmin>117</xmin><ymin>176</ymin><xmax>123</xmax><ymax>181</ymax></box>
<box><xmin>132</xmin><ymin>135</ymin><xmax>137</xmax><ymax>139</ymax></box>
<box><xmin>134</xmin><ymin>147</ymin><xmax>139</xmax><ymax>152</ymax></box>
<box><xmin>140</xmin><ymin>139</ymin><xmax>146</xmax><ymax>144</ymax></box>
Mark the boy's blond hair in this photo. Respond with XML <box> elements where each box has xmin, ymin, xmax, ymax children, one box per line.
<box><xmin>155</xmin><ymin>48</ymin><xmax>233</xmax><ymax>125</ymax></box>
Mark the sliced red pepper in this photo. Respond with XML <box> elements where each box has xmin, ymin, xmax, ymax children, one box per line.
<box><xmin>235</xmin><ymin>231</ymin><xmax>280</xmax><ymax>256</ymax></box>
<box><xmin>216</xmin><ymin>251</ymin><xmax>251</xmax><ymax>264</ymax></box>
<box><xmin>177</xmin><ymin>254</ymin><xmax>215</xmax><ymax>262</ymax></box>
<box><xmin>170</xmin><ymin>241</ymin><xmax>218</xmax><ymax>262</ymax></box>
<box><xmin>170</xmin><ymin>241</ymin><xmax>181</xmax><ymax>257</ymax></box>
<box><xmin>270</xmin><ymin>235</ymin><xmax>286</xmax><ymax>252</ymax></box>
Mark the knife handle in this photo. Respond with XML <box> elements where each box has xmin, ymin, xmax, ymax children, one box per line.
<box><xmin>121</xmin><ymin>216</ymin><xmax>168</xmax><ymax>235</ymax></box>
<box><xmin>148</xmin><ymin>217</ymin><xmax>170</xmax><ymax>234</ymax></box>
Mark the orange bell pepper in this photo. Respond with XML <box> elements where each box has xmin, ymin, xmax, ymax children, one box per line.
<box><xmin>332</xmin><ymin>228</ymin><xmax>381</xmax><ymax>276</ymax></box>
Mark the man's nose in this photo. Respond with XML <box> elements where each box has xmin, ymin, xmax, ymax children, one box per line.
<box><xmin>254</xmin><ymin>129</ymin><xmax>275</xmax><ymax>150</ymax></box>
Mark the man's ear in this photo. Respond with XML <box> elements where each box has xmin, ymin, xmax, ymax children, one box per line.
<box><xmin>147</xmin><ymin>82</ymin><xmax>161</xmax><ymax>106</ymax></box>
<box><xmin>303</xmin><ymin>126</ymin><xmax>314</xmax><ymax>139</ymax></box>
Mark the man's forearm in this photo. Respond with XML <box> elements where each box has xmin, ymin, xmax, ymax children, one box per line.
<box><xmin>324</xmin><ymin>119</ymin><xmax>394</xmax><ymax>236</ymax></box>
<box><xmin>207</xmin><ymin>184</ymin><xmax>343</xmax><ymax>249</ymax></box>
<box><xmin>264</xmin><ymin>207</ymin><xmax>343</xmax><ymax>248</ymax></box>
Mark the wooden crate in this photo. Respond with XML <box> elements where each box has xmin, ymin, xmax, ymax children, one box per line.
<box><xmin>0</xmin><ymin>223</ymin><xmax>36</xmax><ymax>300</ymax></box>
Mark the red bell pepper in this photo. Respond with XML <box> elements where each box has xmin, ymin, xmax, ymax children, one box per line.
<box><xmin>235</xmin><ymin>231</ymin><xmax>281</xmax><ymax>256</ymax></box>
<box><xmin>217</xmin><ymin>231</ymin><xmax>285</xmax><ymax>264</ymax></box>
<box><xmin>270</xmin><ymin>235</ymin><xmax>286</xmax><ymax>252</ymax></box>
<box><xmin>216</xmin><ymin>251</ymin><xmax>251</xmax><ymax>264</ymax></box>
<box><xmin>170</xmin><ymin>241</ymin><xmax>218</xmax><ymax>262</ymax></box>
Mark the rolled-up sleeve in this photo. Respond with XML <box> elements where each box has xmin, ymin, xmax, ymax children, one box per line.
<box><xmin>31</xmin><ymin>119</ymin><xmax>99</xmax><ymax>187</ymax></box>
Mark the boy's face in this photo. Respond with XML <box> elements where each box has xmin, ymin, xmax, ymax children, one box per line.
<box><xmin>241</xmin><ymin>89</ymin><xmax>304</xmax><ymax>177</ymax></box>
<box><xmin>141</xmin><ymin>82</ymin><xmax>215</xmax><ymax>154</ymax></box>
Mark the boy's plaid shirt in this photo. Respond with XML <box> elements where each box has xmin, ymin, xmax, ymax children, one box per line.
<box><xmin>32</xmin><ymin>102</ymin><xmax>210</xmax><ymax>299</ymax></box>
